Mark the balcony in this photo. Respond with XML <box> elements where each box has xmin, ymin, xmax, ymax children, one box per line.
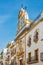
<box><xmin>27</xmin><ymin>56</ymin><xmax>38</xmax><ymax>64</ymax></box>
<box><xmin>40</xmin><ymin>52</ymin><xmax>43</xmax><ymax>61</ymax></box>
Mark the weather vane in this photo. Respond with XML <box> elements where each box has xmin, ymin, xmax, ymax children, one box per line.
<box><xmin>21</xmin><ymin>3</ymin><xmax>27</xmax><ymax>10</ymax></box>
<box><xmin>21</xmin><ymin>0</ymin><xmax>27</xmax><ymax>10</ymax></box>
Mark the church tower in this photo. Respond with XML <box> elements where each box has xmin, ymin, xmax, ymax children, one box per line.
<box><xmin>16</xmin><ymin>8</ymin><xmax>32</xmax><ymax>35</ymax></box>
<box><xmin>15</xmin><ymin>8</ymin><xmax>32</xmax><ymax>65</ymax></box>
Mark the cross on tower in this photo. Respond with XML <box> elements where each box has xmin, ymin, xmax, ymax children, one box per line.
<box><xmin>21</xmin><ymin>3</ymin><xmax>27</xmax><ymax>10</ymax></box>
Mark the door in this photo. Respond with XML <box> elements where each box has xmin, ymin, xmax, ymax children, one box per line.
<box><xmin>20</xmin><ymin>59</ymin><xmax>23</xmax><ymax>65</ymax></box>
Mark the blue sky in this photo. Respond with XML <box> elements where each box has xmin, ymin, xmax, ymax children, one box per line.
<box><xmin>0</xmin><ymin>0</ymin><xmax>43</xmax><ymax>51</ymax></box>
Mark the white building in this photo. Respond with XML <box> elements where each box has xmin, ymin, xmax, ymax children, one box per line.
<box><xmin>26</xmin><ymin>11</ymin><xmax>43</xmax><ymax>65</ymax></box>
<box><xmin>15</xmin><ymin>8</ymin><xmax>43</xmax><ymax>65</ymax></box>
<box><xmin>1</xmin><ymin>8</ymin><xmax>43</xmax><ymax>65</ymax></box>
<box><xmin>3</xmin><ymin>47</ymin><xmax>11</xmax><ymax>65</ymax></box>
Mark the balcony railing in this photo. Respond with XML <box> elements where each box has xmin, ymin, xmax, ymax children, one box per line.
<box><xmin>27</xmin><ymin>56</ymin><xmax>38</xmax><ymax>64</ymax></box>
<box><xmin>40</xmin><ymin>52</ymin><xmax>43</xmax><ymax>61</ymax></box>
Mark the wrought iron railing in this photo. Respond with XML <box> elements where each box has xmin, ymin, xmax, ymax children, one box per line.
<box><xmin>27</xmin><ymin>56</ymin><xmax>38</xmax><ymax>64</ymax></box>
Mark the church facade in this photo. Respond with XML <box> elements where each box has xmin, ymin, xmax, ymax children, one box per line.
<box><xmin>15</xmin><ymin>8</ymin><xmax>43</xmax><ymax>65</ymax></box>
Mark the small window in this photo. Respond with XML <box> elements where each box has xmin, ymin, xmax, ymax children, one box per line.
<box><xmin>35</xmin><ymin>49</ymin><xmax>38</xmax><ymax>61</ymax></box>
<box><xmin>27</xmin><ymin>36</ymin><xmax>31</xmax><ymax>47</ymax></box>
<box><xmin>34</xmin><ymin>29</ymin><xmax>39</xmax><ymax>43</ymax></box>
<box><xmin>28</xmin><ymin>52</ymin><xmax>31</xmax><ymax>62</ymax></box>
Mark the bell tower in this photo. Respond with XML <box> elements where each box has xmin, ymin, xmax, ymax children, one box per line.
<box><xmin>16</xmin><ymin>8</ymin><xmax>30</xmax><ymax>34</ymax></box>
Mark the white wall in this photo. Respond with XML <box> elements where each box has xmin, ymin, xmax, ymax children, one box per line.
<box><xmin>26</xmin><ymin>21</ymin><xmax>43</xmax><ymax>65</ymax></box>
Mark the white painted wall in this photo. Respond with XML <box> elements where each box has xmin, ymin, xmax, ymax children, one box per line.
<box><xmin>26</xmin><ymin>21</ymin><xmax>43</xmax><ymax>65</ymax></box>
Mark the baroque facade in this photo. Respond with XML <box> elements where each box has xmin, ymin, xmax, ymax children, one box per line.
<box><xmin>15</xmin><ymin>8</ymin><xmax>43</xmax><ymax>65</ymax></box>
<box><xmin>3</xmin><ymin>41</ymin><xmax>16</xmax><ymax>65</ymax></box>
<box><xmin>0</xmin><ymin>8</ymin><xmax>43</xmax><ymax>65</ymax></box>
